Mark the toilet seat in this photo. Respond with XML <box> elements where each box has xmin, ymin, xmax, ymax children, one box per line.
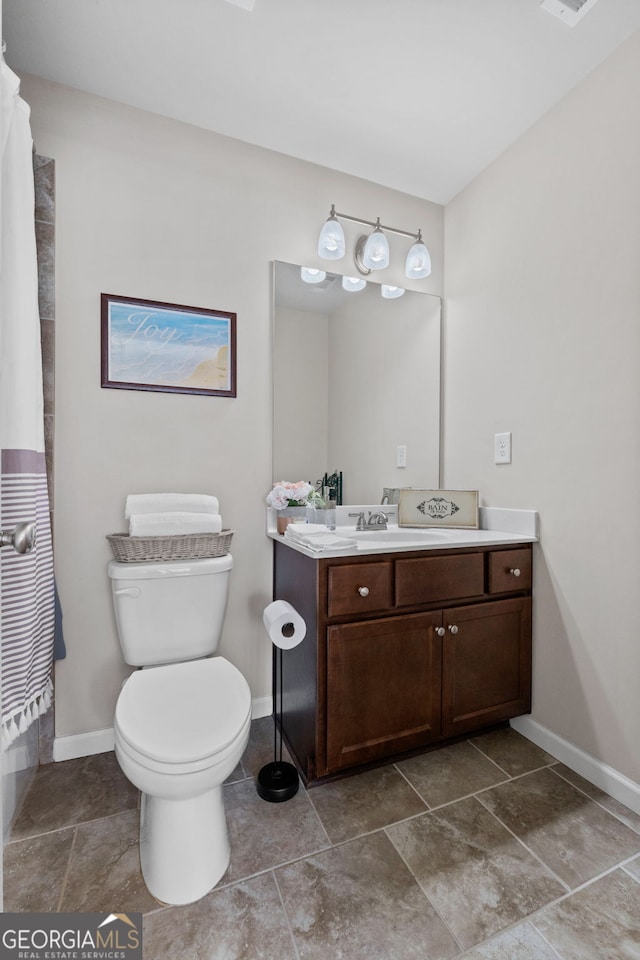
<box><xmin>115</xmin><ymin>657</ymin><xmax>251</xmax><ymax>768</ymax></box>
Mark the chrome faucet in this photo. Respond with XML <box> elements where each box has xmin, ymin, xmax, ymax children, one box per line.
<box><xmin>348</xmin><ymin>510</ymin><xmax>388</xmax><ymax>531</ymax></box>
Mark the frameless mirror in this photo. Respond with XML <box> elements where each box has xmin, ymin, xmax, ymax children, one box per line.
<box><xmin>272</xmin><ymin>260</ymin><xmax>441</xmax><ymax>504</ymax></box>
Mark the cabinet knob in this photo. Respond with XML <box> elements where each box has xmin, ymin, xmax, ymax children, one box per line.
<box><xmin>435</xmin><ymin>626</ymin><xmax>445</xmax><ymax>637</ymax></box>
<box><xmin>357</xmin><ymin>586</ymin><xmax>370</xmax><ymax>597</ymax></box>
<box><xmin>448</xmin><ymin>624</ymin><xmax>459</xmax><ymax>635</ymax></box>
<box><xmin>510</xmin><ymin>568</ymin><xmax>521</xmax><ymax>577</ymax></box>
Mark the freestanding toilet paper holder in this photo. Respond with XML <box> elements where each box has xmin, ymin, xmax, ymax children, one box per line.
<box><xmin>257</xmin><ymin>602</ymin><xmax>306</xmax><ymax>803</ymax></box>
<box><xmin>257</xmin><ymin>639</ymin><xmax>300</xmax><ymax>802</ymax></box>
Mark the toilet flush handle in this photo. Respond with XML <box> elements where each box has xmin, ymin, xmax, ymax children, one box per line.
<box><xmin>114</xmin><ymin>587</ymin><xmax>141</xmax><ymax>598</ymax></box>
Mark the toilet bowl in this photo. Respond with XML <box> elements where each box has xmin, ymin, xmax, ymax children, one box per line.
<box><xmin>115</xmin><ymin>657</ymin><xmax>251</xmax><ymax>905</ymax></box>
<box><xmin>108</xmin><ymin>555</ymin><xmax>252</xmax><ymax>905</ymax></box>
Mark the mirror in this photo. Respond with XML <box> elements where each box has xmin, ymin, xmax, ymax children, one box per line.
<box><xmin>272</xmin><ymin>260</ymin><xmax>441</xmax><ymax>504</ymax></box>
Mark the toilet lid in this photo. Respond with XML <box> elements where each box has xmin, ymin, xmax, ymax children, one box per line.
<box><xmin>115</xmin><ymin>657</ymin><xmax>251</xmax><ymax>764</ymax></box>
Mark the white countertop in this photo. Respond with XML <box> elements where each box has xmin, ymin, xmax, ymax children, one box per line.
<box><xmin>267</xmin><ymin>506</ymin><xmax>538</xmax><ymax>560</ymax></box>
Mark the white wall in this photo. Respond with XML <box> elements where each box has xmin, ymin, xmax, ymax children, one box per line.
<box><xmin>19</xmin><ymin>74</ymin><xmax>444</xmax><ymax>739</ymax></box>
<box><xmin>444</xmin><ymin>30</ymin><xmax>640</xmax><ymax>784</ymax></box>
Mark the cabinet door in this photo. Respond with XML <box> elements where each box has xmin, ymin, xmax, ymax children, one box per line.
<box><xmin>442</xmin><ymin>598</ymin><xmax>531</xmax><ymax>738</ymax></box>
<box><xmin>326</xmin><ymin>612</ymin><xmax>442</xmax><ymax>772</ymax></box>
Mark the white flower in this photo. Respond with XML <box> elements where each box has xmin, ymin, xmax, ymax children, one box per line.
<box><xmin>266</xmin><ymin>481</ymin><xmax>314</xmax><ymax>509</ymax></box>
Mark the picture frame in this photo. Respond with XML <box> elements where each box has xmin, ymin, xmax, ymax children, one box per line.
<box><xmin>398</xmin><ymin>489</ymin><xmax>479</xmax><ymax>529</ymax></box>
<box><xmin>101</xmin><ymin>294</ymin><xmax>237</xmax><ymax>398</ymax></box>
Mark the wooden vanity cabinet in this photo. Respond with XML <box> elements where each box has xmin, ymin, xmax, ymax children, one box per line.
<box><xmin>273</xmin><ymin>540</ymin><xmax>532</xmax><ymax>784</ymax></box>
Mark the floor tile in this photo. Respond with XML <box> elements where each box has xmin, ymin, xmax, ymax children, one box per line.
<box><xmin>478</xmin><ymin>768</ymin><xmax>640</xmax><ymax>889</ymax></box>
<box><xmin>397</xmin><ymin>740</ymin><xmax>509</xmax><ymax>807</ymax></box>
<box><xmin>4</xmin><ymin>827</ymin><xmax>76</xmax><ymax>911</ymax></box>
<box><xmin>461</xmin><ymin>920</ymin><xmax>561</xmax><ymax>960</ymax></box>
<box><xmin>222</xmin><ymin>777</ymin><xmax>330</xmax><ymax>883</ymax></box>
<box><xmin>308</xmin><ymin>764</ymin><xmax>427</xmax><ymax>843</ymax></box>
<box><xmin>623</xmin><ymin>855</ymin><xmax>640</xmax><ymax>882</ymax></box>
<box><xmin>534</xmin><ymin>868</ymin><xmax>640</xmax><ymax>959</ymax></box>
<box><xmin>551</xmin><ymin>763</ymin><xmax>640</xmax><ymax>834</ymax></box>
<box><xmin>387</xmin><ymin>796</ymin><xmax>564</xmax><ymax>950</ymax></box>
<box><xmin>10</xmin><ymin>752</ymin><xmax>139</xmax><ymax>839</ymax></box>
<box><xmin>143</xmin><ymin>872</ymin><xmax>297</xmax><ymax>960</ymax></box>
<box><xmin>59</xmin><ymin>810</ymin><xmax>158</xmax><ymax>914</ymax></box>
<box><xmin>470</xmin><ymin>728</ymin><xmax>556</xmax><ymax>777</ymax></box>
<box><xmin>276</xmin><ymin>831</ymin><xmax>459</xmax><ymax>960</ymax></box>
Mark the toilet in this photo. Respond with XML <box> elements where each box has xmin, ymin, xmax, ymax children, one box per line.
<box><xmin>108</xmin><ymin>554</ymin><xmax>251</xmax><ymax>906</ymax></box>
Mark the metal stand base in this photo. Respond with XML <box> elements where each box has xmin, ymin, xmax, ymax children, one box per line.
<box><xmin>256</xmin><ymin>761</ymin><xmax>299</xmax><ymax>803</ymax></box>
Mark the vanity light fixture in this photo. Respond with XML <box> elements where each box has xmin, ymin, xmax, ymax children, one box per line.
<box><xmin>317</xmin><ymin>206</ymin><xmax>432</xmax><ymax>280</ymax></box>
<box><xmin>405</xmin><ymin>231</ymin><xmax>432</xmax><ymax>280</ymax></box>
<box><xmin>342</xmin><ymin>276</ymin><xmax>367</xmax><ymax>292</ymax></box>
<box><xmin>381</xmin><ymin>285</ymin><xmax>405</xmax><ymax>299</ymax></box>
<box><xmin>317</xmin><ymin>205</ymin><xmax>346</xmax><ymax>260</ymax></box>
<box><xmin>300</xmin><ymin>267</ymin><xmax>327</xmax><ymax>284</ymax></box>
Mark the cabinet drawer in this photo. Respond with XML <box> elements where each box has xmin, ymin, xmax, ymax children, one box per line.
<box><xmin>488</xmin><ymin>548</ymin><xmax>531</xmax><ymax>593</ymax></box>
<box><xmin>328</xmin><ymin>562</ymin><xmax>393</xmax><ymax>618</ymax></box>
<box><xmin>396</xmin><ymin>553</ymin><xmax>484</xmax><ymax>607</ymax></box>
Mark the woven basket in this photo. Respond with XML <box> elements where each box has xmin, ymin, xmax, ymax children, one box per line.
<box><xmin>106</xmin><ymin>529</ymin><xmax>234</xmax><ymax>563</ymax></box>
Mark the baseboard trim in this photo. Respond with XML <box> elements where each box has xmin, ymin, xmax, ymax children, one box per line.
<box><xmin>251</xmin><ymin>695</ymin><xmax>273</xmax><ymax>720</ymax></box>
<box><xmin>511</xmin><ymin>716</ymin><xmax>640</xmax><ymax>816</ymax></box>
<box><xmin>53</xmin><ymin>696</ymin><xmax>274</xmax><ymax>762</ymax></box>
<box><xmin>53</xmin><ymin>728</ymin><xmax>115</xmax><ymax>762</ymax></box>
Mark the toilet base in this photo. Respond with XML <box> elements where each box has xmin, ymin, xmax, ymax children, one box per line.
<box><xmin>139</xmin><ymin>785</ymin><xmax>230</xmax><ymax>905</ymax></box>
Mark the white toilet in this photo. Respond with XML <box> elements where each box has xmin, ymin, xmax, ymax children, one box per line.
<box><xmin>108</xmin><ymin>554</ymin><xmax>252</xmax><ymax>906</ymax></box>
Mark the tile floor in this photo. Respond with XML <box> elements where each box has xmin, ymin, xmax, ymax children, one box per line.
<box><xmin>5</xmin><ymin>722</ymin><xmax>640</xmax><ymax>959</ymax></box>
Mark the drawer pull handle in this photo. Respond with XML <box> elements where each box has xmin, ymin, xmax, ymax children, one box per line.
<box><xmin>435</xmin><ymin>626</ymin><xmax>445</xmax><ymax>637</ymax></box>
<box><xmin>358</xmin><ymin>586</ymin><xmax>370</xmax><ymax>597</ymax></box>
<box><xmin>510</xmin><ymin>568</ymin><xmax>521</xmax><ymax>577</ymax></box>
<box><xmin>448</xmin><ymin>624</ymin><xmax>459</xmax><ymax>635</ymax></box>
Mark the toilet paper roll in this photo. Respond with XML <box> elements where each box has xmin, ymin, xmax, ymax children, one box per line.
<box><xmin>263</xmin><ymin>600</ymin><xmax>306</xmax><ymax>650</ymax></box>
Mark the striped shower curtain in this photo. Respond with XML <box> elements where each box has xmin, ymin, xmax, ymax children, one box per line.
<box><xmin>1</xmin><ymin>59</ymin><xmax>55</xmax><ymax>747</ymax></box>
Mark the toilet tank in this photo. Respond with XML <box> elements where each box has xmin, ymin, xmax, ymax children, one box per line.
<box><xmin>108</xmin><ymin>555</ymin><xmax>233</xmax><ymax>666</ymax></box>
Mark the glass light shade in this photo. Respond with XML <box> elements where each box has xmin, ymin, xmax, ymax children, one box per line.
<box><xmin>381</xmin><ymin>285</ymin><xmax>405</xmax><ymax>299</ymax></box>
<box><xmin>300</xmin><ymin>267</ymin><xmax>326</xmax><ymax>284</ymax></box>
<box><xmin>405</xmin><ymin>240</ymin><xmax>432</xmax><ymax>279</ymax></box>
<box><xmin>318</xmin><ymin>215</ymin><xmax>346</xmax><ymax>260</ymax></box>
<box><xmin>362</xmin><ymin>226</ymin><xmax>390</xmax><ymax>270</ymax></box>
<box><xmin>342</xmin><ymin>276</ymin><xmax>366</xmax><ymax>292</ymax></box>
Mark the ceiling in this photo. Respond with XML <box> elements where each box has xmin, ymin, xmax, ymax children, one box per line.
<box><xmin>3</xmin><ymin>0</ymin><xmax>640</xmax><ymax>204</ymax></box>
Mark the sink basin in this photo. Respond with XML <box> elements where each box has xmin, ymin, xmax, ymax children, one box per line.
<box><xmin>352</xmin><ymin>529</ymin><xmax>453</xmax><ymax>544</ymax></box>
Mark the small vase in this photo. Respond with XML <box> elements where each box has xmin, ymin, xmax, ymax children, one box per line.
<box><xmin>276</xmin><ymin>506</ymin><xmax>307</xmax><ymax>535</ymax></box>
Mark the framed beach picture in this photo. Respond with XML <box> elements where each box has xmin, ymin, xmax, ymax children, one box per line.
<box><xmin>101</xmin><ymin>294</ymin><xmax>237</xmax><ymax>398</ymax></box>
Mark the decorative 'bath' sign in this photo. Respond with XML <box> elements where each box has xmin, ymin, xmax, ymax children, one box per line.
<box><xmin>398</xmin><ymin>489</ymin><xmax>479</xmax><ymax>529</ymax></box>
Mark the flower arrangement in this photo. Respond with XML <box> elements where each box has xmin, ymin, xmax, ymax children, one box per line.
<box><xmin>266</xmin><ymin>481</ymin><xmax>315</xmax><ymax>510</ymax></box>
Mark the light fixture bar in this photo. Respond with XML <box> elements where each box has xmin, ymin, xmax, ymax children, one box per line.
<box><xmin>332</xmin><ymin>210</ymin><xmax>420</xmax><ymax>242</ymax></box>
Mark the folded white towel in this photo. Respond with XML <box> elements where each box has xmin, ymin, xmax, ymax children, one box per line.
<box><xmin>125</xmin><ymin>493</ymin><xmax>220</xmax><ymax>519</ymax></box>
<box><xmin>129</xmin><ymin>512</ymin><xmax>223</xmax><ymax>537</ymax></box>
<box><xmin>284</xmin><ymin>525</ymin><xmax>357</xmax><ymax>552</ymax></box>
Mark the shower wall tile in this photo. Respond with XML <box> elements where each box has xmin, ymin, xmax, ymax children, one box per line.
<box><xmin>35</xmin><ymin>220</ymin><xmax>55</xmax><ymax>320</ymax></box>
<box><xmin>34</xmin><ymin>155</ymin><xmax>55</xmax><ymax>225</ymax></box>
<box><xmin>34</xmin><ymin>154</ymin><xmax>56</xmax><ymax>766</ymax></box>
<box><xmin>40</xmin><ymin>318</ymin><xmax>55</xmax><ymax>415</ymax></box>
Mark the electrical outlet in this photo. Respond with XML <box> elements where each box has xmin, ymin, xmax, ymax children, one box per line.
<box><xmin>397</xmin><ymin>445</ymin><xmax>407</xmax><ymax>468</ymax></box>
<box><xmin>494</xmin><ymin>432</ymin><xmax>512</xmax><ymax>464</ymax></box>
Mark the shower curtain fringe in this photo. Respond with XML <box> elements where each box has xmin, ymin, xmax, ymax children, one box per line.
<box><xmin>1</xmin><ymin>676</ymin><xmax>53</xmax><ymax>749</ymax></box>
